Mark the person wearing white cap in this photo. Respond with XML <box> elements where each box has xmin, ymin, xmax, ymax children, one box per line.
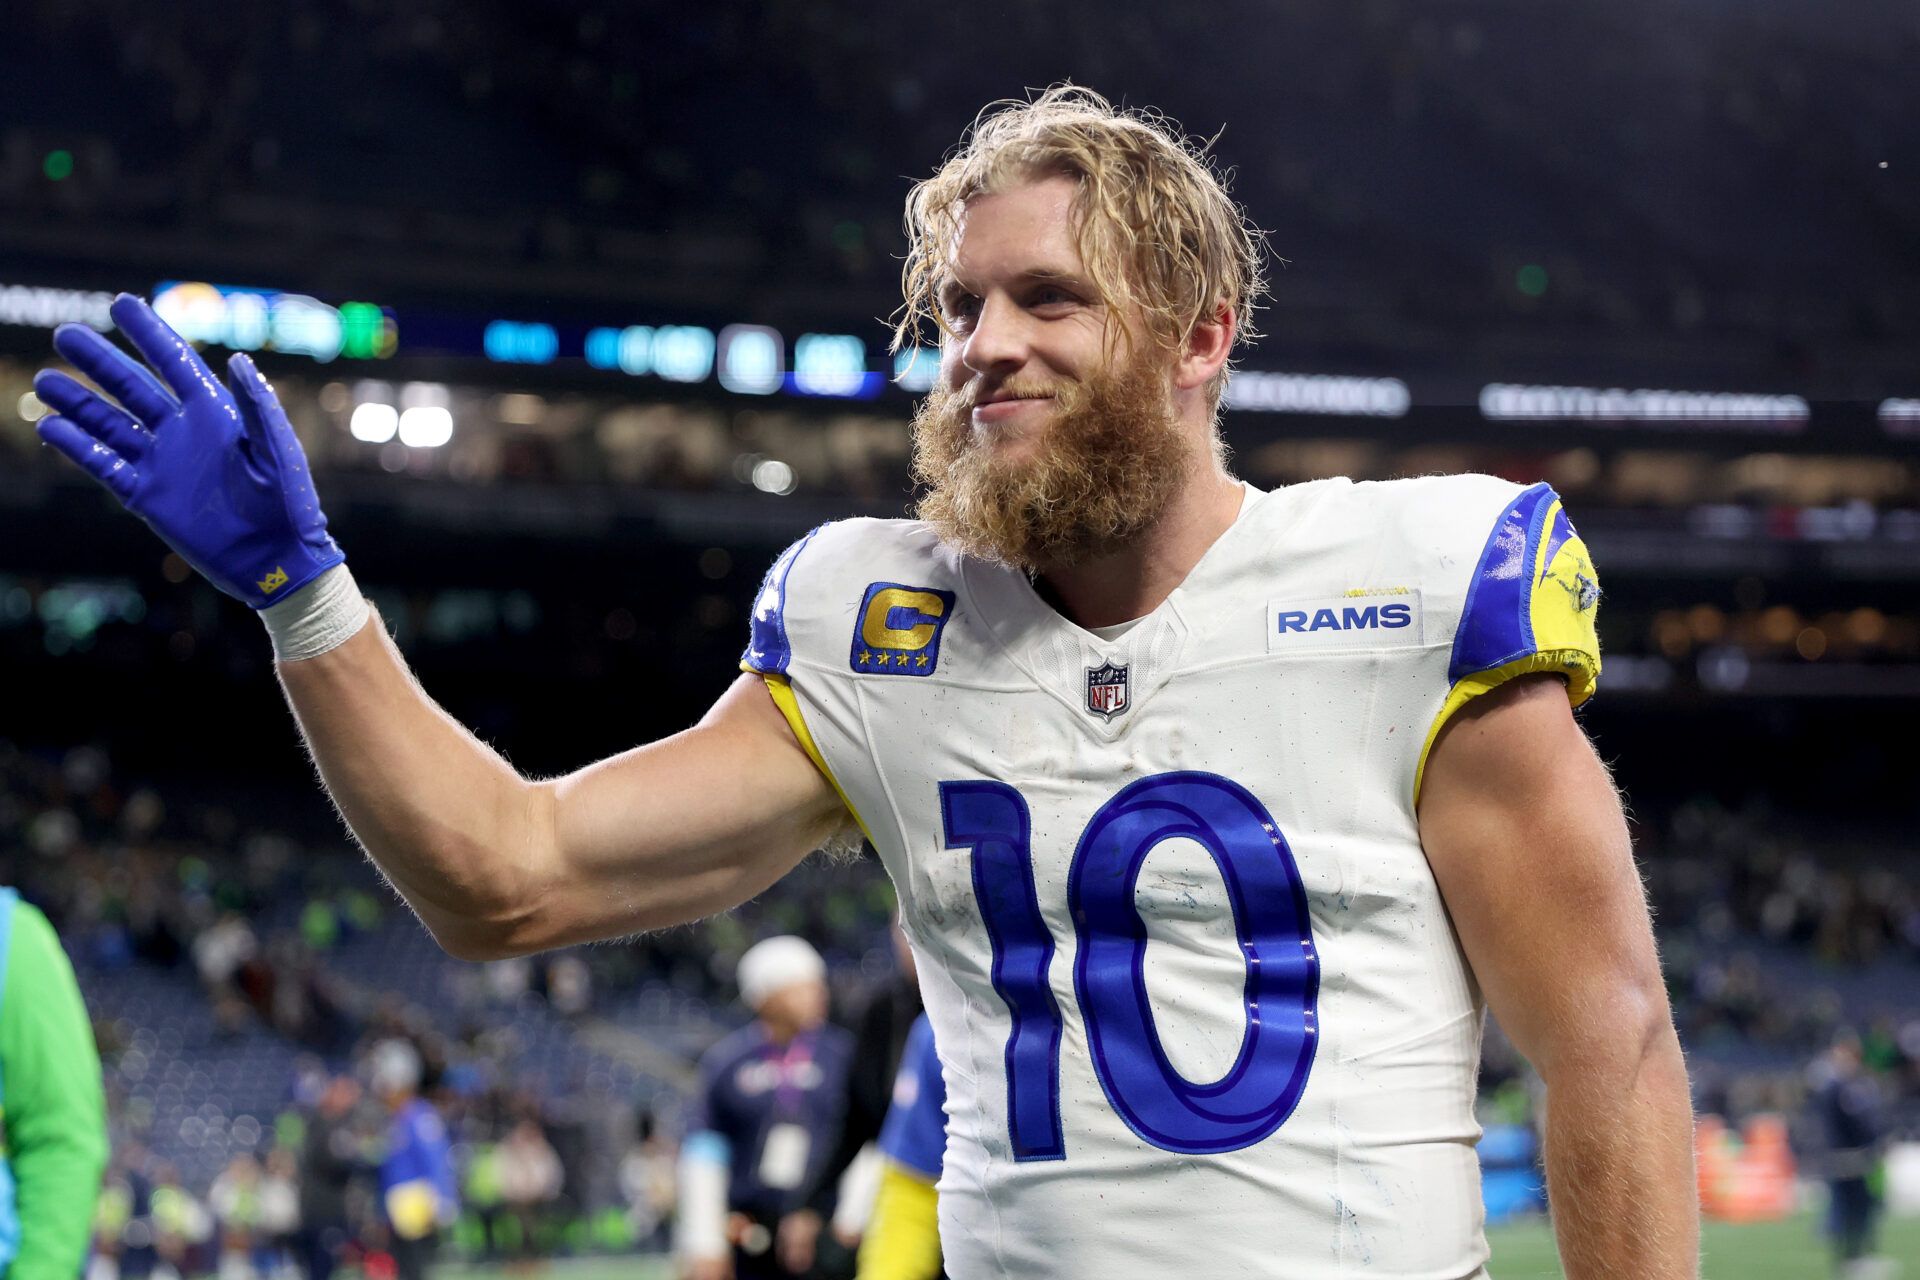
<box><xmin>368</xmin><ymin>1038</ymin><xmax>456</xmax><ymax>1280</ymax></box>
<box><xmin>679</xmin><ymin>936</ymin><xmax>853</xmax><ymax>1280</ymax></box>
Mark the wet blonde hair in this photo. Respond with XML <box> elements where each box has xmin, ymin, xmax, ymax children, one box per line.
<box><xmin>895</xmin><ymin>85</ymin><xmax>1268</xmax><ymax>404</ymax></box>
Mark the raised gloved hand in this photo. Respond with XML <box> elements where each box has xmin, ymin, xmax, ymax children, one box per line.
<box><xmin>35</xmin><ymin>293</ymin><xmax>344</xmax><ymax>608</ymax></box>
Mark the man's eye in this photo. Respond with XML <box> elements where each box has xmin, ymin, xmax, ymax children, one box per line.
<box><xmin>1032</xmin><ymin>287</ymin><xmax>1075</xmax><ymax>308</ymax></box>
<box><xmin>942</xmin><ymin>296</ymin><xmax>980</xmax><ymax>324</ymax></box>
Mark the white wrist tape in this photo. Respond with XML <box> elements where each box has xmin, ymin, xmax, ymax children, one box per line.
<box><xmin>259</xmin><ymin>563</ymin><xmax>370</xmax><ymax>662</ymax></box>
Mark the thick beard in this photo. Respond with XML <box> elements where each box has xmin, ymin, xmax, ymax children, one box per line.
<box><xmin>910</xmin><ymin>355</ymin><xmax>1193</xmax><ymax>573</ymax></box>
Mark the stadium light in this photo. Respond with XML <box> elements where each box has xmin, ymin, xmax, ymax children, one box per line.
<box><xmin>653</xmin><ymin>326</ymin><xmax>716</xmax><ymax>383</ymax></box>
<box><xmin>398</xmin><ymin>406</ymin><xmax>454</xmax><ymax>448</ymax></box>
<box><xmin>751</xmin><ymin>458</ymin><xmax>797</xmax><ymax>495</ymax></box>
<box><xmin>793</xmin><ymin>333</ymin><xmax>867</xmax><ymax>397</ymax></box>
<box><xmin>0</xmin><ymin>282</ymin><xmax>116</xmax><ymax>331</ymax></box>
<box><xmin>618</xmin><ymin>326</ymin><xmax>656</xmax><ymax>376</ymax></box>
<box><xmin>718</xmin><ymin>325</ymin><xmax>784</xmax><ymax>395</ymax></box>
<box><xmin>349</xmin><ymin>403</ymin><xmax>399</xmax><ymax>443</ymax></box>
<box><xmin>893</xmin><ymin>347</ymin><xmax>940</xmax><ymax>392</ymax></box>
<box><xmin>483</xmin><ymin>320</ymin><xmax>558</xmax><ymax>365</ymax></box>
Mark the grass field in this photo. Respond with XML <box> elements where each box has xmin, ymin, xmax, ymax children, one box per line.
<box><xmin>1485</xmin><ymin>1210</ymin><xmax>1917</xmax><ymax>1277</ymax></box>
<box><xmin>437</xmin><ymin>1211</ymin><xmax>1919</xmax><ymax>1279</ymax></box>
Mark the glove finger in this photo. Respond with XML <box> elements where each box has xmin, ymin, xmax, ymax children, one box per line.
<box><xmin>37</xmin><ymin>415</ymin><xmax>140</xmax><ymax>504</ymax></box>
<box><xmin>34</xmin><ymin>369</ymin><xmax>155</xmax><ymax>462</ymax></box>
<box><xmin>51</xmin><ymin>323</ymin><xmax>178</xmax><ymax>425</ymax></box>
<box><xmin>109</xmin><ymin>293</ymin><xmax>224</xmax><ymax>405</ymax></box>
<box><xmin>223</xmin><ymin>352</ymin><xmax>281</xmax><ymax>482</ymax></box>
<box><xmin>231</xmin><ymin>352</ymin><xmax>317</xmax><ymax>484</ymax></box>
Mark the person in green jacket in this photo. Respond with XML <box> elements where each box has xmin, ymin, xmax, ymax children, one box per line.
<box><xmin>0</xmin><ymin>887</ymin><xmax>109</xmax><ymax>1279</ymax></box>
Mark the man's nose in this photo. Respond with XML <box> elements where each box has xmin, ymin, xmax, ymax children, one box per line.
<box><xmin>960</xmin><ymin>294</ymin><xmax>1029</xmax><ymax>378</ymax></box>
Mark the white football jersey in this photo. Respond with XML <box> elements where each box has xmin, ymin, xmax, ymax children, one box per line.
<box><xmin>742</xmin><ymin>475</ymin><xmax>1601</xmax><ymax>1279</ymax></box>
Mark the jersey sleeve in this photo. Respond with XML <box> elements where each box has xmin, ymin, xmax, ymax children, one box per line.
<box><xmin>855</xmin><ymin>1161</ymin><xmax>942</xmax><ymax>1280</ymax></box>
<box><xmin>876</xmin><ymin>1016</ymin><xmax>947</xmax><ymax>1180</ymax></box>
<box><xmin>1415</xmin><ymin>481</ymin><xmax>1603</xmax><ymax>802</ymax></box>
<box><xmin>740</xmin><ymin>525</ymin><xmax>874</xmax><ymax>843</ymax></box>
<box><xmin>741</xmin><ymin>526</ymin><xmax>824</xmax><ymax>680</ymax></box>
<box><xmin>859</xmin><ymin>1016</ymin><xmax>945</xmax><ymax>1280</ymax></box>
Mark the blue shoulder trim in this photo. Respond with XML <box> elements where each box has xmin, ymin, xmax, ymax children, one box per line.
<box><xmin>1448</xmin><ymin>482</ymin><xmax>1558</xmax><ymax>684</ymax></box>
<box><xmin>741</xmin><ymin>526</ymin><xmax>826</xmax><ymax>676</ymax></box>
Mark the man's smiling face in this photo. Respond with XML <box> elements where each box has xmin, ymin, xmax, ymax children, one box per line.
<box><xmin>911</xmin><ymin>173</ymin><xmax>1193</xmax><ymax>572</ymax></box>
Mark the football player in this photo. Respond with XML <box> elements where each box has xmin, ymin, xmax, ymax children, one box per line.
<box><xmin>857</xmin><ymin>1014</ymin><xmax>946</xmax><ymax>1280</ymax></box>
<box><xmin>35</xmin><ymin>86</ymin><xmax>1695</xmax><ymax>1278</ymax></box>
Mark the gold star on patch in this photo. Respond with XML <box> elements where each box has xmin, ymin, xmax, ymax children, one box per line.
<box><xmin>915</xmin><ymin>653</ymin><xmax>930</xmax><ymax>668</ymax></box>
<box><xmin>857</xmin><ymin>650</ymin><xmax>872</xmax><ymax>665</ymax></box>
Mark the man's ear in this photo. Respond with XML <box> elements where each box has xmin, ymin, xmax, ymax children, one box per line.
<box><xmin>1174</xmin><ymin>301</ymin><xmax>1236</xmax><ymax>393</ymax></box>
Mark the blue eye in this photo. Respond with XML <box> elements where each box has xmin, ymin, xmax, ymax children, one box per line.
<box><xmin>943</xmin><ymin>295</ymin><xmax>981</xmax><ymax>326</ymax></box>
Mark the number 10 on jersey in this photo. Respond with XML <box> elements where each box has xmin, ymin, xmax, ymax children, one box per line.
<box><xmin>939</xmin><ymin>771</ymin><xmax>1321</xmax><ymax>1160</ymax></box>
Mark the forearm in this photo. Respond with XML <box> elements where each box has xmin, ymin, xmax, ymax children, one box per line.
<box><xmin>277</xmin><ymin>603</ymin><xmax>545</xmax><ymax>958</ymax></box>
<box><xmin>1540</xmin><ymin>1024</ymin><xmax>1698</xmax><ymax>1278</ymax></box>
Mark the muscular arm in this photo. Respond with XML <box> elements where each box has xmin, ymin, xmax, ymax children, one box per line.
<box><xmin>1419</xmin><ymin>676</ymin><xmax>1697</xmax><ymax>1279</ymax></box>
<box><xmin>278</xmin><ymin>608</ymin><xmax>849</xmax><ymax>960</ymax></box>
<box><xmin>34</xmin><ymin>299</ymin><xmax>847</xmax><ymax>962</ymax></box>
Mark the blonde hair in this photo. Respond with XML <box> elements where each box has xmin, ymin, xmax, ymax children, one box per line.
<box><xmin>895</xmin><ymin>85</ymin><xmax>1268</xmax><ymax>402</ymax></box>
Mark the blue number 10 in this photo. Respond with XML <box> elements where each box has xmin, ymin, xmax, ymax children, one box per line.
<box><xmin>939</xmin><ymin>771</ymin><xmax>1320</xmax><ymax>1160</ymax></box>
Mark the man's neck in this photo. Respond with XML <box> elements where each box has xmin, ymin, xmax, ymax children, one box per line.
<box><xmin>1036</xmin><ymin>466</ymin><xmax>1246</xmax><ymax>630</ymax></box>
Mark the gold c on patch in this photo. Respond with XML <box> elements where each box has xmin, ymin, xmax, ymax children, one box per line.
<box><xmin>849</xmin><ymin>583</ymin><xmax>955</xmax><ymax>676</ymax></box>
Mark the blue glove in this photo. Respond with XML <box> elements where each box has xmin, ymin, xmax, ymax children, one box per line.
<box><xmin>35</xmin><ymin>293</ymin><xmax>345</xmax><ymax>609</ymax></box>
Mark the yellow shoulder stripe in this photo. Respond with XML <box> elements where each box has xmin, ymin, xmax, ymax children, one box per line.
<box><xmin>1413</xmin><ymin>649</ymin><xmax>1600</xmax><ymax>807</ymax></box>
<box><xmin>752</xmin><ymin>668</ymin><xmax>874</xmax><ymax>845</ymax></box>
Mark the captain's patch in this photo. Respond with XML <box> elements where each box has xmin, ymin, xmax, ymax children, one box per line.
<box><xmin>850</xmin><ymin>582</ymin><xmax>955</xmax><ymax>676</ymax></box>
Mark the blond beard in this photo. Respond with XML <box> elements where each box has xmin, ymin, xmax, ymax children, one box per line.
<box><xmin>910</xmin><ymin>355</ymin><xmax>1194</xmax><ymax>572</ymax></box>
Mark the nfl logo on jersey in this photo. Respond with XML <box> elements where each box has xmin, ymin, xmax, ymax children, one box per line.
<box><xmin>1085</xmin><ymin>661</ymin><xmax>1130</xmax><ymax>720</ymax></box>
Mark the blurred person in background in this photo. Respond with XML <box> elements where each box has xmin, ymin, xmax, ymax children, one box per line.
<box><xmin>619</xmin><ymin>1111</ymin><xmax>676</xmax><ymax>1253</ymax></box>
<box><xmin>255</xmin><ymin>1150</ymin><xmax>298</xmax><ymax>1279</ymax></box>
<box><xmin>791</xmin><ymin>917</ymin><xmax>921</xmax><ymax>1271</ymax></box>
<box><xmin>206</xmin><ymin>1150</ymin><xmax>295</xmax><ymax>1280</ymax></box>
<box><xmin>207</xmin><ymin>1154</ymin><xmax>263</xmax><ymax>1280</ymax></box>
<box><xmin>369</xmin><ymin>1040</ymin><xmax>455</xmax><ymax>1280</ymax></box>
<box><xmin>0</xmin><ymin>885</ymin><xmax>109</xmax><ymax>1280</ymax></box>
<box><xmin>295</xmin><ymin>1076</ymin><xmax>361</xmax><ymax>1280</ymax></box>
<box><xmin>495</xmin><ymin>1117</ymin><xmax>563</xmax><ymax>1268</ymax></box>
<box><xmin>147</xmin><ymin>1165</ymin><xmax>211</xmax><ymax>1280</ymax></box>
<box><xmin>1810</xmin><ymin>1032</ymin><xmax>1890</xmax><ymax>1276</ymax></box>
<box><xmin>679</xmin><ymin>937</ymin><xmax>852</xmax><ymax>1280</ymax></box>
<box><xmin>855</xmin><ymin>1015</ymin><xmax>944</xmax><ymax>1280</ymax></box>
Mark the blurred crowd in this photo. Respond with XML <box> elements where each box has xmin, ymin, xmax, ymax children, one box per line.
<box><xmin>1480</xmin><ymin>794</ymin><xmax>1920</xmax><ymax>1157</ymax></box>
<box><xmin>0</xmin><ymin>736</ymin><xmax>896</xmax><ymax>1275</ymax></box>
<box><xmin>1645</xmin><ymin>797</ymin><xmax>1920</xmax><ymax>1143</ymax></box>
<box><xmin>87</xmin><ymin>1048</ymin><xmax>682</xmax><ymax>1280</ymax></box>
<box><xmin>5</xmin><ymin>731</ymin><xmax>1919</xmax><ymax>1272</ymax></box>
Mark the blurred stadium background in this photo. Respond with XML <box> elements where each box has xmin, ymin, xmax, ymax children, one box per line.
<box><xmin>2</xmin><ymin>1</ymin><xmax>1918</xmax><ymax>1276</ymax></box>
